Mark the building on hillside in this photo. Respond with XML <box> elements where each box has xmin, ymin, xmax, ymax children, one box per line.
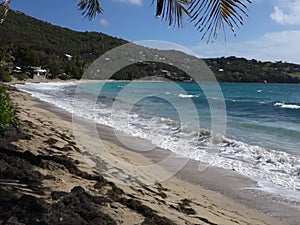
<box><xmin>161</xmin><ymin>69</ymin><xmax>171</xmax><ymax>77</ymax></box>
<box><xmin>12</xmin><ymin>66</ymin><xmax>22</xmax><ymax>74</ymax></box>
<box><xmin>32</xmin><ymin>67</ymin><xmax>47</xmax><ymax>79</ymax></box>
<box><xmin>64</xmin><ymin>54</ymin><xmax>73</xmax><ymax>61</ymax></box>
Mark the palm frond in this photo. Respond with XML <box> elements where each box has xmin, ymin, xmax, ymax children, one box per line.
<box><xmin>77</xmin><ymin>0</ymin><xmax>103</xmax><ymax>21</ymax></box>
<box><xmin>189</xmin><ymin>0</ymin><xmax>251</xmax><ymax>42</ymax></box>
<box><xmin>155</xmin><ymin>0</ymin><xmax>191</xmax><ymax>28</ymax></box>
<box><xmin>0</xmin><ymin>0</ymin><xmax>11</xmax><ymax>23</ymax></box>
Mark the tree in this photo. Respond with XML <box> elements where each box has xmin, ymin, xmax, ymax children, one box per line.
<box><xmin>13</xmin><ymin>45</ymin><xmax>40</xmax><ymax>66</ymax></box>
<box><xmin>1</xmin><ymin>0</ymin><xmax>251</xmax><ymax>42</ymax></box>
<box><xmin>0</xmin><ymin>0</ymin><xmax>9</xmax><ymax>23</ymax></box>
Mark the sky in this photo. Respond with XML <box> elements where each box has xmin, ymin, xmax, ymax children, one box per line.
<box><xmin>9</xmin><ymin>0</ymin><xmax>300</xmax><ymax>64</ymax></box>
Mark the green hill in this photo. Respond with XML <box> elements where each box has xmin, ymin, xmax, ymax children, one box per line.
<box><xmin>0</xmin><ymin>10</ymin><xmax>299</xmax><ymax>83</ymax></box>
<box><xmin>204</xmin><ymin>56</ymin><xmax>300</xmax><ymax>83</ymax></box>
<box><xmin>0</xmin><ymin>10</ymin><xmax>127</xmax><ymax>78</ymax></box>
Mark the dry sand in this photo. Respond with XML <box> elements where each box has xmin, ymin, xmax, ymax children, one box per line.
<box><xmin>0</xmin><ymin>84</ymin><xmax>292</xmax><ymax>225</ymax></box>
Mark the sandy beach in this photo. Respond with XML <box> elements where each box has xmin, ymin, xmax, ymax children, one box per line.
<box><xmin>0</xmin><ymin>82</ymin><xmax>296</xmax><ymax>224</ymax></box>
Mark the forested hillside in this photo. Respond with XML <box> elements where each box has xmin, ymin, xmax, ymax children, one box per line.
<box><xmin>0</xmin><ymin>10</ymin><xmax>126</xmax><ymax>78</ymax></box>
<box><xmin>0</xmin><ymin>10</ymin><xmax>299</xmax><ymax>83</ymax></box>
<box><xmin>204</xmin><ymin>56</ymin><xmax>300</xmax><ymax>83</ymax></box>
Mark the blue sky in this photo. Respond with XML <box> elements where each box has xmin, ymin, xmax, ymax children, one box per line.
<box><xmin>10</xmin><ymin>0</ymin><xmax>300</xmax><ymax>64</ymax></box>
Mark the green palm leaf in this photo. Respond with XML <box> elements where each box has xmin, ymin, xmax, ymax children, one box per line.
<box><xmin>189</xmin><ymin>0</ymin><xmax>251</xmax><ymax>42</ymax></box>
<box><xmin>155</xmin><ymin>0</ymin><xmax>191</xmax><ymax>28</ymax></box>
<box><xmin>77</xmin><ymin>0</ymin><xmax>103</xmax><ymax>21</ymax></box>
<box><xmin>1</xmin><ymin>0</ymin><xmax>251</xmax><ymax>41</ymax></box>
<box><xmin>0</xmin><ymin>0</ymin><xmax>11</xmax><ymax>23</ymax></box>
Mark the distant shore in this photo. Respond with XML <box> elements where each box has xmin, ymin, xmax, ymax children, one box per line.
<box><xmin>5</xmin><ymin>76</ymin><xmax>300</xmax><ymax>86</ymax></box>
<box><xmin>0</xmin><ymin>82</ymin><xmax>297</xmax><ymax>224</ymax></box>
<box><xmin>6</xmin><ymin>77</ymin><xmax>172</xmax><ymax>86</ymax></box>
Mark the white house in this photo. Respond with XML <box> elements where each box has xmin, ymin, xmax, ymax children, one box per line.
<box><xmin>64</xmin><ymin>54</ymin><xmax>73</xmax><ymax>60</ymax></box>
<box><xmin>32</xmin><ymin>67</ymin><xmax>47</xmax><ymax>79</ymax></box>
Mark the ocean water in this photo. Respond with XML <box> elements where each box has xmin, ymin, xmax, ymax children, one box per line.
<box><xmin>15</xmin><ymin>82</ymin><xmax>300</xmax><ymax>201</ymax></box>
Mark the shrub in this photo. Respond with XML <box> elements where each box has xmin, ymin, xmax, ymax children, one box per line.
<box><xmin>13</xmin><ymin>73</ymin><xmax>29</xmax><ymax>81</ymax></box>
<box><xmin>58</xmin><ymin>74</ymin><xmax>70</xmax><ymax>80</ymax></box>
<box><xmin>0</xmin><ymin>67</ymin><xmax>12</xmax><ymax>82</ymax></box>
<box><xmin>0</xmin><ymin>85</ymin><xmax>19</xmax><ymax>133</ymax></box>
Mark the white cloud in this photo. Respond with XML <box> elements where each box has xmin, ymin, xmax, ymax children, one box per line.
<box><xmin>113</xmin><ymin>0</ymin><xmax>142</xmax><ymax>6</ymax></box>
<box><xmin>100</xmin><ymin>18</ymin><xmax>109</xmax><ymax>26</ymax></box>
<box><xmin>271</xmin><ymin>0</ymin><xmax>300</xmax><ymax>25</ymax></box>
<box><xmin>191</xmin><ymin>30</ymin><xmax>300</xmax><ymax>64</ymax></box>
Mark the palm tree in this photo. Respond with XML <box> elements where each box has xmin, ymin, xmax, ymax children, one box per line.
<box><xmin>0</xmin><ymin>0</ymin><xmax>251</xmax><ymax>41</ymax></box>
<box><xmin>155</xmin><ymin>0</ymin><xmax>251</xmax><ymax>41</ymax></box>
<box><xmin>0</xmin><ymin>0</ymin><xmax>10</xmax><ymax>23</ymax></box>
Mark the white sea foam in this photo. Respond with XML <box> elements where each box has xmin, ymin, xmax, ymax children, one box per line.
<box><xmin>14</xmin><ymin>82</ymin><xmax>78</xmax><ymax>115</ymax></box>
<box><xmin>274</xmin><ymin>102</ymin><xmax>300</xmax><ymax>109</ymax></box>
<box><xmin>178</xmin><ymin>93</ymin><xmax>199</xmax><ymax>98</ymax></box>
<box><xmin>21</xmin><ymin>82</ymin><xmax>76</xmax><ymax>89</ymax></box>
<box><xmin>215</xmin><ymin>138</ymin><xmax>300</xmax><ymax>192</ymax></box>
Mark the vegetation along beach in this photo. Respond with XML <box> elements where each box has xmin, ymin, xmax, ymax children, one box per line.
<box><xmin>1</xmin><ymin>1</ymin><xmax>300</xmax><ymax>225</ymax></box>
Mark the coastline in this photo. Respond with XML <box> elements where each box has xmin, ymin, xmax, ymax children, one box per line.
<box><xmin>7</xmin><ymin>78</ymin><xmax>169</xmax><ymax>85</ymax></box>
<box><xmin>0</xmin><ymin>83</ymin><xmax>296</xmax><ymax>224</ymax></box>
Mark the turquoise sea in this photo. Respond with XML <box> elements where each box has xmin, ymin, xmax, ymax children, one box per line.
<box><xmin>15</xmin><ymin>82</ymin><xmax>300</xmax><ymax>200</ymax></box>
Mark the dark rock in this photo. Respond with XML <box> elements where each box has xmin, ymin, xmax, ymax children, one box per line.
<box><xmin>0</xmin><ymin>148</ymin><xmax>44</xmax><ymax>185</ymax></box>
<box><xmin>0</xmin><ymin>147</ymin><xmax>117</xmax><ymax>225</ymax></box>
<box><xmin>44</xmin><ymin>137</ymin><xmax>58</xmax><ymax>145</ymax></box>
<box><xmin>51</xmin><ymin>191</ymin><xmax>68</xmax><ymax>201</ymax></box>
<box><xmin>142</xmin><ymin>215</ymin><xmax>174</xmax><ymax>225</ymax></box>
<box><xmin>60</xmin><ymin>145</ymin><xmax>74</xmax><ymax>152</ymax></box>
<box><xmin>0</xmin><ymin>185</ymin><xmax>117</xmax><ymax>225</ymax></box>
